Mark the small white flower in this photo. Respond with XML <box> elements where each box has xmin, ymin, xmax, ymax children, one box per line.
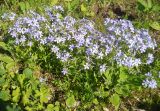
<box><xmin>84</xmin><ymin>63</ymin><xmax>90</xmax><ymax>70</ymax></box>
<box><xmin>39</xmin><ymin>77</ymin><xmax>46</xmax><ymax>83</ymax></box>
<box><xmin>62</xmin><ymin>68</ymin><xmax>68</xmax><ymax>75</ymax></box>
<box><xmin>100</xmin><ymin>64</ymin><xmax>106</xmax><ymax>73</ymax></box>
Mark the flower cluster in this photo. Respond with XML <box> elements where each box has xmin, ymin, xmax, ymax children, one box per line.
<box><xmin>1</xmin><ymin>12</ymin><xmax>16</xmax><ymax>21</ymax></box>
<box><xmin>142</xmin><ymin>72</ymin><xmax>157</xmax><ymax>89</ymax></box>
<box><xmin>104</xmin><ymin>18</ymin><xmax>157</xmax><ymax>67</ymax></box>
<box><xmin>2</xmin><ymin>6</ymin><xmax>157</xmax><ymax>75</ymax></box>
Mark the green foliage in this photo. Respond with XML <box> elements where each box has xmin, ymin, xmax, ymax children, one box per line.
<box><xmin>150</xmin><ymin>21</ymin><xmax>160</xmax><ymax>30</ymax></box>
<box><xmin>0</xmin><ymin>90</ymin><xmax>10</xmax><ymax>101</ymax></box>
<box><xmin>66</xmin><ymin>95</ymin><xmax>76</xmax><ymax>108</ymax></box>
<box><xmin>137</xmin><ymin>0</ymin><xmax>153</xmax><ymax>11</ymax></box>
<box><xmin>109</xmin><ymin>94</ymin><xmax>120</xmax><ymax>110</ymax></box>
<box><xmin>23</xmin><ymin>68</ymin><xmax>33</xmax><ymax>78</ymax></box>
<box><xmin>0</xmin><ymin>54</ymin><xmax>14</xmax><ymax>63</ymax></box>
<box><xmin>0</xmin><ymin>60</ymin><xmax>54</xmax><ymax>110</ymax></box>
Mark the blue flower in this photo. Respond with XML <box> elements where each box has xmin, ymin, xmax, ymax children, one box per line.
<box><xmin>62</xmin><ymin>68</ymin><xmax>68</xmax><ymax>75</ymax></box>
<box><xmin>145</xmin><ymin>72</ymin><xmax>152</xmax><ymax>77</ymax></box>
<box><xmin>142</xmin><ymin>78</ymin><xmax>157</xmax><ymax>89</ymax></box>
<box><xmin>146</xmin><ymin>53</ymin><xmax>154</xmax><ymax>64</ymax></box>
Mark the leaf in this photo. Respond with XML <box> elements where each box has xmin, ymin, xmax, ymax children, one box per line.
<box><xmin>23</xmin><ymin>68</ymin><xmax>33</xmax><ymax>78</ymax></box>
<box><xmin>81</xmin><ymin>4</ymin><xmax>87</xmax><ymax>12</ymax></box>
<box><xmin>93</xmin><ymin>98</ymin><xmax>99</xmax><ymax>105</ymax></box>
<box><xmin>55</xmin><ymin>101</ymin><xmax>60</xmax><ymax>106</ymax></box>
<box><xmin>25</xmin><ymin>2</ymin><xmax>30</xmax><ymax>11</ymax></box>
<box><xmin>0</xmin><ymin>68</ymin><xmax>6</xmax><ymax>75</ymax></box>
<box><xmin>6</xmin><ymin>103</ymin><xmax>21</xmax><ymax>111</ymax></box>
<box><xmin>0</xmin><ymin>90</ymin><xmax>10</xmax><ymax>101</ymax></box>
<box><xmin>46</xmin><ymin>104</ymin><xmax>54</xmax><ymax>111</ymax></box>
<box><xmin>138</xmin><ymin>0</ymin><xmax>148</xmax><ymax>8</ymax></box>
<box><xmin>152</xmin><ymin>5</ymin><xmax>160</xmax><ymax>12</ymax></box>
<box><xmin>104</xmin><ymin>69</ymin><xmax>112</xmax><ymax>85</ymax></box>
<box><xmin>66</xmin><ymin>95</ymin><xmax>76</xmax><ymax>108</ymax></box>
<box><xmin>22</xmin><ymin>89</ymin><xmax>31</xmax><ymax>105</ymax></box>
<box><xmin>53</xmin><ymin>106</ymin><xmax>60</xmax><ymax>111</ymax></box>
<box><xmin>12</xmin><ymin>87</ymin><xmax>21</xmax><ymax>102</ymax></box>
<box><xmin>0</xmin><ymin>54</ymin><xmax>14</xmax><ymax>63</ymax></box>
<box><xmin>147</xmin><ymin>0</ymin><xmax>152</xmax><ymax>9</ymax></box>
<box><xmin>109</xmin><ymin>94</ymin><xmax>120</xmax><ymax>110</ymax></box>
<box><xmin>51</xmin><ymin>0</ymin><xmax>58</xmax><ymax>5</ymax></box>
<box><xmin>0</xmin><ymin>78</ymin><xmax>5</xmax><ymax>85</ymax></box>
<box><xmin>118</xmin><ymin>73</ymin><xmax>128</xmax><ymax>83</ymax></box>
<box><xmin>0</xmin><ymin>42</ymin><xmax>8</xmax><ymax>51</ymax></box>
<box><xmin>35</xmin><ymin>85</ymin><xmax>51</xmax><ymax>104</ymax></box>
<box><xmin>17</xmin><ymin>74</ymin><xmax>25</xmax><ymax>88</ymax></box>
<box><xmin>114</xmin><ymin>87</ymin><xmax>123</xmax><ymax>95</ymax></box>
<box><xmin>94</xmin><ymin>90</ymin><xmax>109</xmax><ymax>98</ymax></box>
<box><xmin>150</xmin><ymin>22</ymin><xmax>160</xmax><ymax>30</ymax></box>
<box><xmin>19</xmin><ymin>2</ymin><xmax>26</xmax><ymax>12</ymax></box>
<box><xmin>6</xmin><ymin>62</ymin><xmax>16</xmax><ymax>72</ymax></box>
<box><xmin>70</xmin><ymin>0</ymin><xmax>79</xmax><ymax>10</ymax></box>
<box><xmin>89</xmin><ymin>11</ymin><xmax>95</xmax><ymax>17</ymax></box>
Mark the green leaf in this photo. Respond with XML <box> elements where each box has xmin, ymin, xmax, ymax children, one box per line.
<box><xmin>109</xmin><ymin>94</ymin><xmax>120</xmax><ymax>110</ymax></box>
<box><xmin>0</xmin><ymin>78</ymin><xmax>5</xmax><ymax>85</ymax></box>
<box><xmin>138</xmin><ymin>0</ymin><xmax>148</xmax><ymax>8</ymax></box>
<box><xmin>94</xmin><ymin>90</ymin><xmax>109</xmax><ymax>98</ymax></box>
<box><xmin>12</xmin><ymin>87</ymin><xmax>21</xmax><ymax>102</ymax></box>
<box><xmin>0</xmin><ymin>54</ymin><xmax>14</xmax><ymax>63</ymax></box>
<box><xmin>93</xmin><ymin>98</ymin><xmax>99</xmax><ymax>105</ymax></box>
<box><xmin>81</xmin><ymin>4</ymin><xmax>87</xmax><ymax>12</ymax></box>
<box><xmin>70</xmin><ymin>0</ymin><xmax>79</xmax><ymax>10</ymax></box>
<box><xmin>55</xmin><ymin>101</ymin><xmax>60</xmax><ymax>106</ymax></box>
<box><xmin>46</xmin><ymin>104</ymin><xmax>54</xmax><ymax>111</ymax></box>
<box><xmin>118</xmin><ymin>73</ymin><xmax>128</xmax><ymax>83</ymax></box>
<box><xmin>104</xmin><ymin>69</ymin><xmax>112</xmax><ymax>85</ymax></box>
<box><xmin>22</xmin><ymin>89</ymin><xmax>31</xmax><ymax>105</ymax></box>
<box><xmin>115</xmin><ymin>85</ymin><xmax>130</xmax><ymax>96</ymax></box>
<box><xmin>19</xmin><ymin>2</ymin><xmax>26</xmax><ymax>12</ymax></box>
<box><xmin>17</xmin><ymin>74</ymin><xmax>25</xmax><ymax>88</ymax></box>
<box><xmin>0</xmin><ymin>42</ymin><xmax>8</xmax><ymax>51</ymax></box>
<box><xmin>35</xmin><ymin>85</ymin><xmax>51</xmax><ymax>104</ymax></box>
<box><xmin>0</xmin><ymin>68</ymin><xmax>6</xmax><ymax>75</ymax></box>
<box><xmin>152</xmin><ymin>5</ymin><xmax>160</xmax><ymax>12</ymax></box>
<box><xmin>25</xmin><ymin>2</ymin><xmax>30</xmax><ymax>11</ymax></box>
<box><xmin>0</xmin><ymin>90</ymin><xmax>10</xmax><ymax>101</ymax></box>
<box><xmin>51</xmin><ymin>0</ymin><xmax>58</xmax><ymax>5</ymax></box>
<box><xmin>150</xmin><ymin>22</ymin><xmax>160</xmax><ymax>30</ymax></box>
<box><xmin>114</xmin><ymin>87</ymin><xmax>123</xmax><ymax>95</ymax></box>
<box><xmin>53</xmin><ymin>106</ymin><xmax>60</xmax><ymax>111</ymax></box>
<box><xmin>66</xmin><ymin>95</ymin><xmax>76</xmax><ymax>108</ymax></box>
<box><xmin>147</xmin><ymin>0</ymin><xmax>152</xmax><ymax>9</ymax></box>
<box><xmin>6</xmin><ymin>62</ymin><xmax>16</xmax><ymax>72</ymax></box>
<box><xmin>23</xmin><ymin>68</ymin><xmax>33</xmax><ymax>78</ymax></box>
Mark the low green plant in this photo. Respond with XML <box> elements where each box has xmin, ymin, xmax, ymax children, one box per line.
<box><xmin>0</xmin><ymin>42</ymin><xmax>55</xmax><ymax>111</ymax></box>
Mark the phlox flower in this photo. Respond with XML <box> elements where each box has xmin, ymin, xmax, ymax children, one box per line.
<box><xmin>84</xmin><ymin>63</ymin><xmax>90</xmax><ymax>70</ymax></box>
<box><xmin>62</xmin><ymin>68</ymin><xmax>68</xmax><ymax>75</ymax></box>
<box><xmin>142</xmin><ymin>78</ymin><xmax>157</xmax><ymax>89</ymax></box>
<box><xmin>146</xmin><ymin>53</ymin><xmax>154</xmax><ymax>64</ymax></box>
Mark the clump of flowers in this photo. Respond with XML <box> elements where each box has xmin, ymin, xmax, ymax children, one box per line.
<box><xmin>1</xmin><ymin>12</ymin><xmax>16</xmax><ymax>21</ymax></box>
<box><xmin>142</xmin><ymin>72</ymin><xmax>157</xmax><ymax>89</ymax></box>
<box><xmin>104</xmin><ymin>18</ymin><xmax>157</xmax><ymax>67</ymax></box>
<box><xmin>1</xmin><ymin>6</ymin><xmax>158</xmax><ymax>87</ymax></box>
